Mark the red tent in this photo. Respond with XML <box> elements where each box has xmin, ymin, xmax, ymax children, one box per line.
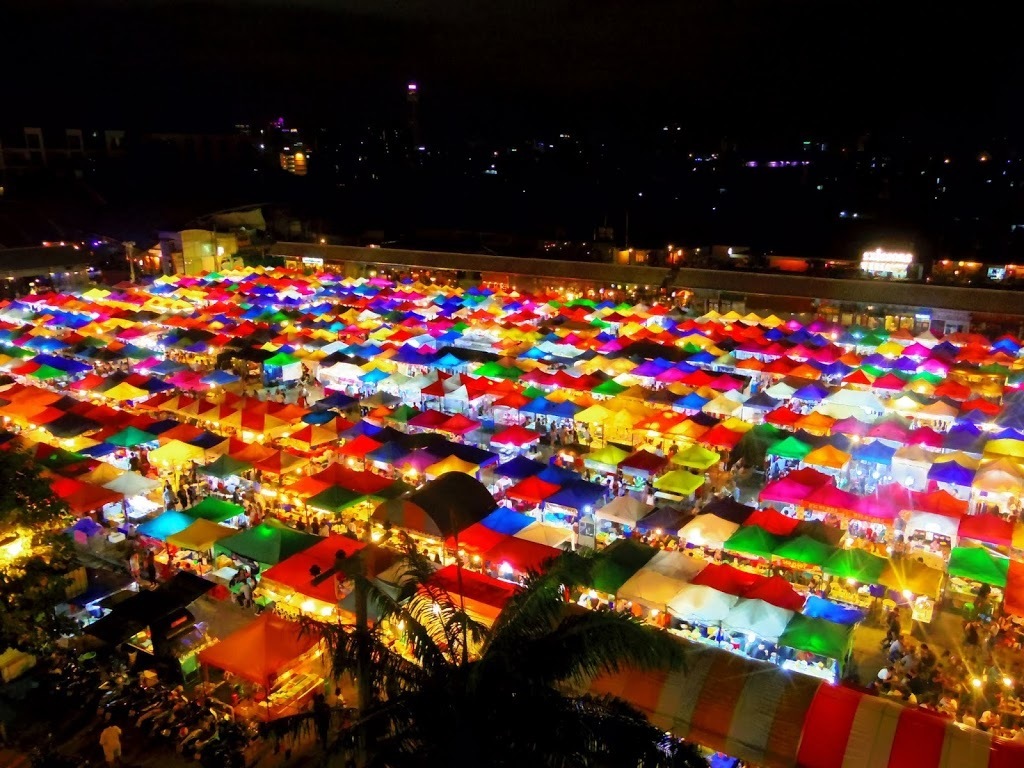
<box><xmin>407</xmin><ymin>409</ymin><xmax>450</xmax><ymax>429</ymax></box>
<box><xmin>765</xmin><ymin>407</ymin><xmax>801</xmax><ymax>427</ymax></box>
<box><xmin>619</xmin><ymin>450</ymin><xmax>669</xmax><ymax>477</ymax></box>
<box><xmin>260</xmin><ymin>535</ymin><xmax>365</xmax><ymax>605</ymax></box>
<box><xmin>428</xmin><ymin>565</ymin><xmax>520</xmax><ymax>621</ymax></box>
<box><xmin>506</xmin><ymin>475</ymin><xmax>561</xmax><ymax>504</ymax></box>
<box><xmin>482</xmin><ymin>537</ymin><xmax>560</xmax><ymax>575</ymax></box>
<box><xmin>691</xmin><ymin>563</ymin><xmax>768</xmax><ymax>597</ymax></box>
<box><xmin>198</xmin><ymin>612</ymin><xmax>320</xmax><ymax>687</ymax></box>
<box><xmin>491</xmin><ymin>425</ymin><xmax>541</xmax><ymax>447</ymax></box>
<box><xmin>51</xmin><ymin>477</ymin><xmax>124</xmax><ymax>516</ymax></box>
<box><xmin>803</xmin><ymin>484</ymin><xmax>860</xmax><ymax>516</ymax></box>
<box><xmin>1004</xmin><ymin>560</ymin><xmax>1024</xmax><ymax>618</ymax></box>
<box><xmin>743</xmin><ymin>575</ymin><xmax>807</xmax><ymax>612</ymax></box>
<box><xmin>911</xmin><ymin>489</ymin><xmax>967</xmax><ymax>519</ymax></box>
<box><xmin>438</xmin><ymin>413</ymin><xmax>481</xmax><ymax>435</ymax></box>
<box><xmin>444</xmin><ymin>522</ymin><xmax>507</xmax><ymax>555</ymax></box>
<box><xmin>310</xmin><ymin>464</ymin><xmax>394</xmax><ymax>496</ymax></box>
<box><xmin>337</xmin><ymin>434</ymin><xmax>383</xmax><ymax>458</ymax></box>
<box><xmin>785</xmin><ymin>467</ymin><xmax>833</xmax><ymax>488</ymax></box>
<box><xmin>743</xmin><ymin>509</ymin><xmax>800</xmax><ymax>536</ymax></box>
<box><xmin>957</xmin><ymin>514</ymin><xmax>1014</xmax><ymax>547</ymax></box>
<box><xmin>700</xmin><ymin>425</ymin><xmax>744</xmax><ymax>450</ymax></box>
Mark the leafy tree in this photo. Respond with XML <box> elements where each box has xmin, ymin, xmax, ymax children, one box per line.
<box><xmin>0</xmin><ymin>449</ymin><xmax>78</xmax><ymax>650</ymax></box>
<box><xmin>279</xmin><ymin>548</ymin><xmax>705</xmax><ymax>768</ymax></box>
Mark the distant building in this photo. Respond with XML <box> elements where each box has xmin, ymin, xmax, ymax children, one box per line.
<box><xmin>0</xmin><ymin>127</ymin><xmax>125</xmax><ymax>181</ymax></box>
<box><xmin>0</xmin><ymin>244</ymin><xmax>90</xmax><ymax>296</ymax></box>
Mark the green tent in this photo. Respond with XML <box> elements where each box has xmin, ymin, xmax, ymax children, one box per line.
<box><xmin>264</xmin><ymin>351</ymin><xmax>301</xmax><ymax>368</ymax></box>
<box><xmin>591</xmin><ymin>539</ymin><xmax>658</xmax><ymax>594</ymax></box>
<box><xmin>733</xmin><ymin>423</ymin><xmax>786</xmax><ymax>467</ymax></box>
<box><xmin>198</xmin><ymin>454</ymin><xmax>253</xmax><ymax>479</ymax></box>
<box><xmin>766</xmin><ymin>436</ymin><xmax>812</xmax><ymax>461</ymax></box>
<box><xmin>772</xmin><ymin>534</ymin><xmax>835</xmax><ymax>567</ymax></box>
<box><xmin>653</xmin><ymin>469</ymin><xmax>705</xmax><ymax>497</ymax></box>
<box><xmin>778</xmin><ymin>614</ymin><xmax>853</xmax><ymax>663</ymax></box>
<box><xmin>822</xmin><ymin>548</ymin><xmax>888</xmax><ymax>584</ymax></box>
<box><xmin>723</xmin><ymin>525</ymin><xmax>781</xmax><ymax>560</ymax></box>
<box><xmin>185</xmin><ymin>496</ymin><xmax>246</xmax><ymax>523</ymax></box>
<box><xmin>584</xmin><ymin>444</ymin><xmax>630</xmax><ymax>472</ymax></box>
<box><xmin>520</xmin><ymin>386</ymin><xmax>545</xmax><ymax>400</ymax></box>
<box><xmin>671</xmin><ymin>444</ymin><xmax>720</xmax><ymax>471</ymax></box>
<box><xmin>475</xmin><ymin>362</ymin><xmax>522</xmax><ymax>380</ymax></box>
<box><xmin>947</xmin><ymin>547</ymin><xmax>1010</xmax><ymax>588</ymax></box>
<box><xmin>30</xmin><ymin>365</ymin><xmax>67</xmax><ymax>380</ymax></box>
<box><xmin>306</xmin><ymin>485</ymin><xmax>365</xmax><ymax>514</ymax></box>
<box><xmin>591</xmin><ymin>379</ymin><xmax>628</xmax><ymax>396</ymax></box>
<box><xmin>386</xmin><ymin>404</ymin><xmax>421</xmax><ymax>424</ymax></box>
<box><xmin>108</xmin><ymin>426</ymin><xmax>159</xmax><ymax>448</ymax></box>
<box><xmin>216</xmin><ymin>519</ymin><xmax>321</xmax><ymax>565</ymax></box>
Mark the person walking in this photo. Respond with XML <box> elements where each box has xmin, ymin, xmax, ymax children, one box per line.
<box><xmin>99</xmin><ymin>723</ymin><xmax>122</xmax><ymax>765</ymax></box>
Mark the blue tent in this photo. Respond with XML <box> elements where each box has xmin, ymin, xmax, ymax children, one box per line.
<box><xmin>852</xmin><ymin>440</ymin><xmax>897</xmax><ymax>465</ymax></box>
<box><xmin>927</xmin><ymin>461</ymin><xmax>975</xmax><ymax>487</ymax></box>
<box><xmin>80</xmin><ymin>442</ymin><xmax>118</xmax><ymax>458</ymax></box>
<box><xmin>545</xmin><ymin>480</ymin><xmax>608</xmax><ymax>514</ymax></box>
<box><xmin>189</xmin><ymin>432</ymin><xmax>223</xmax><ymax>450</ymax></box>
<box><xmin>537</xmin><ymin>465</ymin><xmax>581</xmax><ymax>486</ymax></box>
<box><xmin>520</xmin><ymin>397</ymin><xmax>554</xmax><ymax>416</ymax></box>
<box><xmin>316</xmin><ymin>392</ymin><xmax>358</xmax><ymax>410</ymax></box>
<box><xmin>302</xmin><ymin>410</ymin><xmax>339</xmax><ymax>425</ymax></box>
<box><xmin>635</xmin><ymin>505</ymin><xmax>691</xmax><ymax>534</ymax></box>
<box><xmin>791</xmin><ymin>383</ymin><xmax>830</xmax><ymax>402</ymax></box>
<box><xmin>137</xmin><ymin>510</ymin><xmax>194</xmax><ymax>541</ymax></box>
<box><xmin>803</xmin><ymin>595</ymin><xmax>866</xmax><ymax>625</ymax></box>
<box><xmin>479</xmin><ymin>508</ymin><xmax>534</xmax><ymax>536</ymax></box>
<box><xmin>676</xmin><ymin>392</ymin><xmax>711</xmax><ymax>411</ymax></box>
<box><xmin>494</xmin><ymin>455</ymin><xmax>546</xmax><ymax>480</ymax></box>
<box><xmin>367</xmin><ymin>443</ymin><xmax>410</xmax><ymax>464</ymax></box>
<box><xmin>201</xmin><ymin>369</ymin><xmax>240</xmax><ymax>386</ymax></box>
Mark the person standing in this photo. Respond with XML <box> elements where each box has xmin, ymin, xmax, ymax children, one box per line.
<box><xmin>99</xmin><ymin>723</ymin><xmax>122</xmax><ymax>765</ymax></box>
<box><xmin>144</xmin><ymin>551</ymin><xmax>157</xmax><ymax>583</ymax></box>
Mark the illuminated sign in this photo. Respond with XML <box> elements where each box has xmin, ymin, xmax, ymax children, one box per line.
<box><xmin>301</xmin><ymin>256</ymin><xmax>324</xmax><ymax>266</ymax></box>
<box><xmin>860</xmin><ymin>248</ymin><xmax>913</xmax><ymax>278</ymax></box>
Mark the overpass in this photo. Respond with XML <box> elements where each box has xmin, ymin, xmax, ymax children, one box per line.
<box><xmin>272</xmin><ymin>242</ymin><xmax>1024</xmax><ymax>320</ymax></box>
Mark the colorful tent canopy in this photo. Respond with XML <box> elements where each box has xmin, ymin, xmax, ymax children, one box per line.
<box><xmin>217</xmin><ymin>519</ymin><xmax>322</xmax><ymax>565</ymax></box>
<box><xmin>185</xmin><ymin>496</ymin><xmax>245</xmax><ymax>523</ymax></box>
<box><xmin>199</xmin><ymin>612</ymin><xmax>318</xmax><ymax>687</ymax></box>
<box><xmin>947</xmin><ymin>546</ymin><xmax>1010</xmax><ymax>587</ymax></box>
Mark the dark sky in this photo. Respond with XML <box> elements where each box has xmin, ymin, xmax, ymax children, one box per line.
<box><xmin>5</xmin><ymin>0</ymin><xmax>1022</xmax><ymax>140</ymax></box>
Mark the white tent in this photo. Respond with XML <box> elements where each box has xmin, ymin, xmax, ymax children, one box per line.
<box><xmin>892</xmin><ymin>445</ymin><xmax>938</xmax><ymax>489</ymax></box>
<box><xmin>764</xmin><ymin>381</ymin><xmax>798</xmax><ymax>400</ymax></box>
<box><xmin>595</xmin><ymin>496</ymin><xmax>655</xmax><ymax>527</ymax></box>
<box><xmin>823</xmin><ymin>389</ymin><xmax>886</xmax><ymax>414</ymax></box>
<box><xmin>617</xmin><ymin>569</ymin><xmax>690</xmax><ymax>611</ymax></box>
<box><xmin>640</xmin><ymin>549</ymin><xmax>707</xmax><ymax>582</ymax></box>
<box><xmin>904</xmin><ymin>510</ymin><xmax>960</xmax><ymax>541</ymax></box>
<box><xmin>103</xmin><ymin>471</ymin><xmax>162</xmax><ymax>497</ymax></box>
<box><xmin>668</xmin><ymin>584</ymin><xmax>738</xmax><ymax>623</ymax></box>
<box><xmin>677</xmin><ymin>514</ymin><xmax>740</xmax><ymax>549</ymax></box>
<box><xmin>721</xmin><ymin>598</ymin><xmax>794</xmax><ymax>642</ymax></box>
<box><xmin>514</xmin><ymin>522</ymin><xmax>572</xmax><ymax>548</ymax></box>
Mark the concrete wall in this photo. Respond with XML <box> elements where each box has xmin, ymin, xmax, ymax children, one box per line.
<box><xmin>272</xmin><ymin>242</ymin><xmax>1024</xmax><ymax>317</ymax></box>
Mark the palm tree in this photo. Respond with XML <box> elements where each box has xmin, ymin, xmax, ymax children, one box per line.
<box><xmin>277</xmin><ymin>547</ymin><xmax>704</xmax><ymax>768</ymax></box>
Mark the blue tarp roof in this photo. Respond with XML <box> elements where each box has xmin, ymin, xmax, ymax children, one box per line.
<box><xmin>545</xmin><ymin>480</ymin><xmax>608</xmax><ymax>513</ymax></box>
<box><xmin>479</xmin><ymin>508</ymin><xmax>534</xmax><ymax>536</ymax></box>
<box><xmin>803</xmin><ymin>595</ymin><xmax>867</xmax><ymax>625</ymax></box>
<box><xmin>494</xmin><ymin>455</ymin><xmax>546</xmax><ymax>480</ymax></box>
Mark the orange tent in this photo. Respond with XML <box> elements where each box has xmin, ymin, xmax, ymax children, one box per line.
<box><xmin>198</xmin><ymin>612</ymin><xmax>319</xmax><ymax>687</ymax></box>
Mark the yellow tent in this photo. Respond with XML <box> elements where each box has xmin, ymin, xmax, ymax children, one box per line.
<box><xmin>574</xmin><ymin>404</ymin><xmax>613</xmax><ymax>425</ymax></box>
<box><xmin>149</xmin><ymin>439</ymin><xmax>206</xmax><ymax>467</ymax></box>
<box><xmin>671</xmin><ymin>444</ymin><xmax>720</xmax><ymax>470</ymax></box>
<box><xmin>103</xmin><ymin>382</ymin><xmax>150</xmax><ymax>402</ymax></box>
<box><xmin>803</xmin><ymin>444</ymin><xmax>851</xmax><ymax>470</ymax></box>
<box><xmin>167</xmin><ymin>519</ymin><xmax>236</xmax><ymax>551</ymax></box>
<box><xmin>425</xmin><ymin>455</ymin><xmax>479</xmax><ymax>478</ymax></box>
<box><xmin>983</xmin><ymin>439</ymin><xmax>1024</xmax><ymax>459</ymax></box>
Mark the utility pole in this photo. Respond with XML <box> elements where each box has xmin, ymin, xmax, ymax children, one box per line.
<box><xmin>125</xmin><ymin>241</ymin><xmax>136</xmax><ymax>282</ymax></box>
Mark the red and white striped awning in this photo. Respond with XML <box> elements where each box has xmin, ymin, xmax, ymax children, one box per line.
<box><xmin>592</xmin><ymin>637</ymin><xmax>1024</xmax><ymax>768</ymax></box>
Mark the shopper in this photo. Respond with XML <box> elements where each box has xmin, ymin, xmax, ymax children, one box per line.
<box><xmin>99</xmin><ymin>723</ymin><xmax>122</xmax><ymax>765</ymax></box>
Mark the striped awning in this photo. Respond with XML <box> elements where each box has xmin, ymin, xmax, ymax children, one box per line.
<box><xmin>592</xmin><ymin>636</ymin><xmax>1024</xmax><ymax>768</ymax></box>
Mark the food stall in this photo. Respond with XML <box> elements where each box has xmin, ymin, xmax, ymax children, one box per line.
<box><xmin>945</xmin><ymin>546</ymin><xmax>1009</xmax><ymax>614</ymax></box>
<box><xmin>199</xmin><ymin>612</ymin><xmax>326</xmax><ymax>721</ymax></box>
<box><xmin>776</xmin><ymin>614</ymin><xmax>853</xmax><ymax>683</ymax></box>
<box><xmin>85</xmin><ymin>573</ymin><xmax>217</xmax><ymax>682</ymax></box>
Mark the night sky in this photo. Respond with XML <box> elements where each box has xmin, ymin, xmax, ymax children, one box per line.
<box><xmin>6</xmin><ymin>0</ymin><xmax>1022</xmax><ymax>140</ymax></box>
